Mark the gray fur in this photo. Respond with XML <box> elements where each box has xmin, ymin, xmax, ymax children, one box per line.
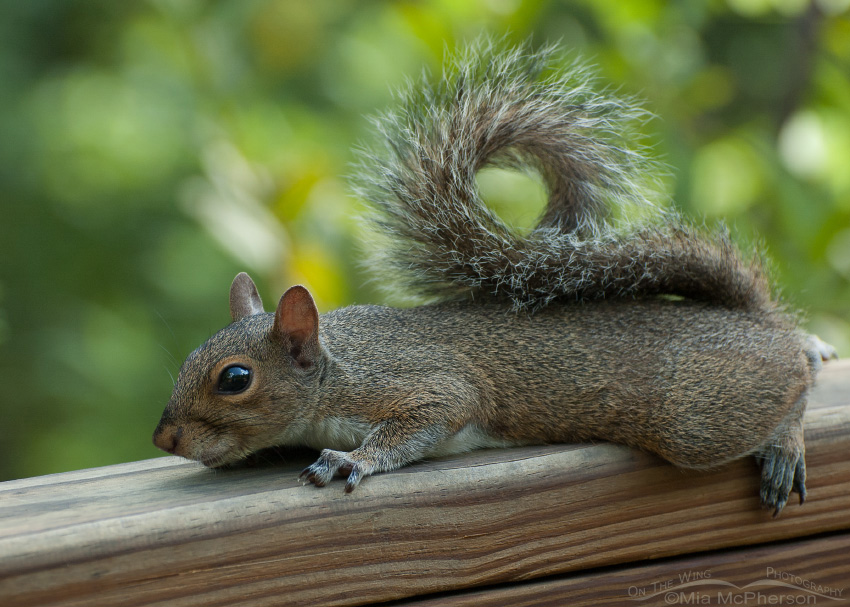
<box><xmin>353</xmin><ymin>39</ymin><xmax>773</xmax><ymax>314</ymax></box>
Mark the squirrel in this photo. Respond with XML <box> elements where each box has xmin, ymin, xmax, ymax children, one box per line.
<box><xmin>153</xmin><ymin>40</ymin><xmax>836</xmax><ymax>517</ymax></box>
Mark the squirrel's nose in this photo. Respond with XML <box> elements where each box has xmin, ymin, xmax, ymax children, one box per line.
<box><xmin>153</xmin><ymin>424</ymin><xmax>184</xmax><ymax>454</ymax></box>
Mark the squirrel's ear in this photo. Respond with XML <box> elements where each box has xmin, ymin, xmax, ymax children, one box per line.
<box><xmin>273</xmin><ymin>285</ymin><xmax>320</xmax><ymax>366</ymax></box>
<box><xmin>230</xmin><ymin>272</ymin><xmax>265</xmax><ymax>322</ymax></box>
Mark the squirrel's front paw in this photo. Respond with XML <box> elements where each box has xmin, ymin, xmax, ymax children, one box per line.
<box><xmin>299</xmin><ymin>449</ymin><xmax>374</xmax><ymax>493</ymax></box>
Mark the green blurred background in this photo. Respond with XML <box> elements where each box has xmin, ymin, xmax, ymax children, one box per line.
<box><xmin>1</xmin><ymin>0</ymin><xmax>849</xmax><ymax>481</ymax></box>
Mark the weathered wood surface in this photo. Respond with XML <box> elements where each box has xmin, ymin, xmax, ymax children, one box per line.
<box><xmin>0</xmin><ymin>360</ymin><xmax>848</xmax><ymax>607</ymax></box>
<box><xmin>400</xmin><ymin>531</ymin><xmax>850</xmax><ymax>606</ymax></box>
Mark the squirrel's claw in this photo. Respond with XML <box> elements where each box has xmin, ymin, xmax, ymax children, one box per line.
<box><xmin>299</xmin><ymin>462</ymin><xmax>331</xmax><ymax>487</ymax></box>
<box><xmin>344</xmin><ymin>467</ymin><xmax>364</xmax><ymax>493</ymax></box>
<box><xmin>793</xmin><ymin>457</ymin><xmax>807</xmax><ymax>505</ymax></box>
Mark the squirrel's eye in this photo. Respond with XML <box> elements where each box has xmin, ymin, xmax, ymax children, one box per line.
<box><xmin>217</xmin><ymin>365</ymin><xmax>252</xmax><ymax>394</ymax></box>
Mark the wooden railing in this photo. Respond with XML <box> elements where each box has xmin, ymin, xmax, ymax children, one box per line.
<box><xmin>1</xmin><ymin>360</ymin><xmax>848</xmax><ymax>607</ymax></box>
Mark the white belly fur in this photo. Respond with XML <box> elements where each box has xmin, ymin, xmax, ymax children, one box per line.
<box><xmin>424</xmin><ymin>425</ymin><xmax>525</xmax><ymax>458</ymax></box>
<box><xmin>299</xmin><ymin>416</ymin><xmax>372</xmax><ymax>451</ymax></box>
<box><xmin>295</xmin><ymin>417</ymin><xmax>524</xmax><ymax>458</ymax></box>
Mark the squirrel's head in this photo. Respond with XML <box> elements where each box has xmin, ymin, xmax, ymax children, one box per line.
<box><xmin>153</xmin><ymin>272</ymin><xmax>326</xmax><ymax>467</ymax></box>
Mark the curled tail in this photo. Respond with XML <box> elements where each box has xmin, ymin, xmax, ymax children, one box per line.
<box><xmin>353</xmin><ymin>39</ymin><xmax>776</xmax><ymax>314</ymax></box>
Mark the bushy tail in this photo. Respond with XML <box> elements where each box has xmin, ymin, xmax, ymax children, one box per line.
<box><xmin>353</xmin><ymin>39</ymin><xmax>775</xmax><ymax>313</ymax></box>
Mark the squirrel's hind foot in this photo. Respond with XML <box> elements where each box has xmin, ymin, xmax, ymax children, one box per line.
<box><xmin>756</xmin><ymin>385</ymin><xmax>809</xmax><ymax>517</ymax></box>
<box><xmin>757</xmin><ymin>444</ymin><xmax>806</xmax><ymax>518</ymax></box>
<box><xmin>806</xmin><ymin>334</ymin><xmax>838</xmax><ymax>367</ymax></box>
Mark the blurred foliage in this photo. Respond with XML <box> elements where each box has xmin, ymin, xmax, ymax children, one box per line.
<box><xmin>1</xmin><ymin>0</ymin><xmax>849</xmax><ymax>481</ymax></box>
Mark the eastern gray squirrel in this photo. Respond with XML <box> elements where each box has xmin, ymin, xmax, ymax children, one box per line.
<box><xmin>153</xmin><ymin>40</ymin><xmax>836</xmax><ymax>516</ymax></box>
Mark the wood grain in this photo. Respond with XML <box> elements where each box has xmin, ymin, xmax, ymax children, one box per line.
<box><xmin>399</xmin><ymin>531</ymin><xmax>850</xmax><ymax>606</ymax></box>
<box><xmin>0</xmin><ymin>360</ymin><xmax>848</xmax><ymax>607</ymax></box>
